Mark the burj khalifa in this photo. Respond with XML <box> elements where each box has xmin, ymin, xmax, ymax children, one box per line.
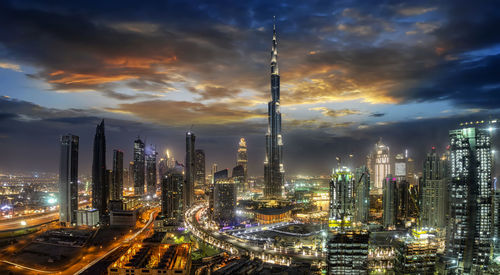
<box><xmin>264</xmin><ymin>20</ymin><xmax>285</xmax><ymax>199</ymax></box>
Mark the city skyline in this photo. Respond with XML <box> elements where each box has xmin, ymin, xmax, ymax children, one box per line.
<box><xmin>1</xmin><ymin>1</ymin><xmax>499</xmax><ymax>175</ymax></box>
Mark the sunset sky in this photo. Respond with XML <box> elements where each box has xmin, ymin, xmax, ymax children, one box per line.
<box><xmin>1</xmin><ymin>0</ymin><xmax>499</xmax><ymax>175</ymax></box>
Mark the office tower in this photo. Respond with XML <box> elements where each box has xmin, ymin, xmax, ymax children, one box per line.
<box><xmin>123</xmin><ymin>167</ymin><xmax>129</xmax><ymax>190</ymax></box>
<box><xmin>214</xmin><ymin>169</ymin><xmax>229</xmax><ymax>183</ymax></box>
<box><xmin>59</xmin><ymin>134</ymin><xmax>79</xmax><ymax>225</ymax></box>
<box><xmin>237</xmin><ymin>137</ymin><xmax>248</xmax><ymax>184</ymax></box>
<box><xmin>194</xmin><ymin>149</ymin><xmax>205</xmax><ymax>189</ymax></box>
<box><xmin>382</xmin><ymin>175</ymin><xmax>397</xmax><ymax>229</ymax></box>
<box><xmin>354</xmin><ymin>166</ymin><xmax>370</xmax><ymax>225</ymax></box>
<box><xmin>373</xmin><ymin>139</ymin><xmax>390</xmax><ymax>195</ymax></box>
<box><xmin>92</xmin><ymin>120</ymin><xmax>108</xmax><ymax>217</ymax></box>
<box><xmin>394</xmin><ymin>229</ymin><xmax>438</xmax><ymax>274</ymax></box>
<box><xmin>166</xmin><ymin>149</ymin><xmax>176</xmax><ymax>169</ymax></box>
<box><xmin>329</xmin><ymin>167</ymin><xmax>355</xmax><ymax>226</ymax></box>
<box><xmin>327</xmin><ymin>230</ymin><xmax>369</xmax><ymax>275</ymax></box>
<box><xmin>494</xmin><ymin>178</ymin><xmax>500</xmax><ymax>259</ymax></box>
<box><xmin>133</xmin><ymin>138</ymin><xmax>145</xmax><ymax>196</ymax></box>
<box><xmin>264</xmin><ymin>21</ymin><xmax>285</xmax><ymax>199</ymax></box>
<box><xmin>112</xmin><ymin>150</ymin><xmax>124</xmax><ymax>200</ymax></box>
<box><xmin>447</xmin><ymin>126</ymin><xmax>493</xmax><ymax>273</ymax></box>
<box><xmin>161</xmin><ymin>164</ymin><xmax>184</xmax><ymax>224</ymax></box>
<box><xmin>158</xmin><ymin>157</ymin><xmax>167</xmax><ymax>180</ymax></box>
<box><xmin>420</xmin><ymin>147</ymin><xmax>448</xmax><ymax>229</ymax></box>
<box><xmin>393</xmin><ymin>153</ymin><xmax>407</xmax><ymax>180</ymax></box>
<box><xmin>211</xmin><ymin>163</ymin><xmax>218</xmax><ymax>184</ymax></box>
<box><xmin>185</xmin><ymin>131</ymin><xmax>195</xmax><ymax>208</ymax></box>
<box><xmin>145</xmin><ymin>144</ymin><xmax>157</xmax><ymax>197</ymax></box>
<box><xmin>128</xmin><ymin>161</ymin><xmax>134</xmax><ymax>189</ymax></box>
<box><xmin>214</xmin><ymin>178</ymin><xmax>236</xmax><ymax>227</ymax></box>
<box><xmin>232</xmin><ymin>164</ymin><xmax>245</xmax><ymax>194</ymax></box>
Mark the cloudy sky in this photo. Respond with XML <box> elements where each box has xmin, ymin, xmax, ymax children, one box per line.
<box><xmin>0</xmin><ymin>0</ymin><xmax>499</xmax><ymax>176</ymax></box>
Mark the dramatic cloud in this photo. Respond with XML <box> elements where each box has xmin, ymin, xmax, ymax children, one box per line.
<box><xmin>309</xmin><ymin>107</ymin><xmax>362</xmax><ymax>117</ymax></box>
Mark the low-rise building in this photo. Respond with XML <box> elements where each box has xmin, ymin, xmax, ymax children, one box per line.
<box><xmin>76</xmin><ymin>209</ymin><xmax>99</xmax><ymax>227</ymax></box>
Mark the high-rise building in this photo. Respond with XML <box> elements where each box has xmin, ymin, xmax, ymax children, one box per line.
<box><xmin>264</xmin><ymin>21</ymin><xmax>285</xmax><ymax>199</ymax></box>
<box><xmin>133</xmin><ymin>138</ymin><xmax>145</xmax><ymax>196</ymax></box>
<box><xmin>382</xmin><ymin>175</ymin><xmax>397</xmax><ymax>229</ymax></box>
<box><xmin>327</xmin><ymin>230</ymin><xmax>369</xmax><ymax>275</ymax></box>
<box><xmin>446</xmin><ymin>126</ymin><xmax>493</xmax><ymax>273</ymax></box>
<box><xmin>145</xmin><ymin>144</ymin><xmax>157</xmax><ymax>197</ymax></box>
<box><xmin>232</xmin><ymin>164</ymin><xmax>245</xmax><ymax>194</ymax></box>
<box><xmin>394</xmin><ymin>229</ymin><xmax>438</xmax><ymax>274</ymax></box>
<box><xmin>329</xmin><ymin>167</ymin><xmax>355</xmax><ymax>225</ymax></box>
<box><xmin>214</xmin><ymin>178</ymin><xmax>236</xmax><ymax>227</ymax></box>
<box><xmin>128</xmin><ymin>161</ymin><xmax>134</xmax><ymax>189</ymax></box>
<box><xmin>211</xmin><ymin>163</ymin><xmax>218</xmax><ymax>184</ymax></box>
<box><xmin>373</xmin><ymin>139</ymin><xmax>390</xmax><ymax>195</ymax></box>
<box><xmin>161</xmin><ymin>164</ymin><xmax>184</xmax><ymax>224</ymax></box>
<box><xmin>185</xmin><ymin>132</ymin><xmax>195</xmax><ymax>208</ymax></box>
<box><xmin>123</xmin><ymin>167</ymin><xmax>129</xmax><ymax>190</ymax></box>
<box><xmin>59</xmin><ymin>134</ymin><xmax>79</xmax><ymax>225</ymax></box>
<box><xmin>237</xmin><ymin>138</ymin><xmax>248</xmax><ymax>184</ymax></box>
<box><xmin>354</xmin><ymin>166</ymin><xmax>370</xmax><ymax>225</ymax></box>
<box><xmin>493</xmin><ymin>178</ymin><xmax>500</xmax><ymax>259</ymax></box>
<box><xmin>194</xmin><ymin>149</ymin><xmax>205</xmax><ymax>189</ymax></box>
<box><xmin>112</xmin><ymin>150</ymin><xmax>124</xmax><ymax>201</ymax></box>
<box><xmin>420</xmin><ymin>147</ymin><xmax>448</xmax><ymax>229</ymax></box>
<box><xmin>92</xmin><ymin>120</ymin><xmax>108</xmax><ymax>217</ymax></box>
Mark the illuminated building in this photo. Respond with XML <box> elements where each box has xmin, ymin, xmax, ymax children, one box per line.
<box><xmin>369</xmin><ymin>139</ymin><xmax>390</xmax><ymax>195</ymax></box>
<box><xmin>254</xmin><ymin>206</ymin><xmax>293</xmax><ymax>224</ymax></box>
<box><xmin>59</xmin><ymin>134</ymin><xmax>79</xmax><ymax>225</ymax></box>
<box><xmin>421</xmin><ymin>147</ymin><xmax>448</xmax><ymax>229</ymax></box>
<box><xmin>327</xmin><ymin>230</ymin><xmax>369</xmax><ymax>274</ymax></box>
<box><xmin>123</xmin><ymin>167</ymin><xmax>129</xmax><ymax>190</ymax></box>
<box><xmin>92</xmin><ymin>120</ymin><xmax>108</xmax><ymax>218</ymax></box>
<box><xmin>214</xmin><ymin>178</ymin><xmax>236</xmax><ymax>226</ymax></box>
<box><xmin>494</xmin><ymin>179</ymin><xmax>500</xmax><ymax>259</ymax></box>
<box><xmin>264</xmin><ymin>20</ymin><xmax>285</xmax><ymax>199</ymax></box>
<box><xmin>161</xmin><ymin>164</ymin><xmax>184</xmax><ymax>224</ymax></box>
<box><xmin>232</xmin><ymin>164</ymin><xmax>245</xmax><ymax>194</ymax></box>
<box><xmin>128</xmin><ymin>161</ymin><xmax>134</xmax><ymax>189</ymax></box>
<box><xmin>76</xmin><ymin>208</ymin><xmax>99</xmax><ymax>227</ymax></box>
<box><xmin>185</xmin><ymin>131</ymin><xmax>195</xmax><ymax>208</ymax></box>
<box><xmin>329</xmin><ymin>167</ymin><xmax>355</xmax><ymax>224</ymax></box>
<box><xmin>394</xmin><ymin>229</ymin><xmax>438</xmax><ymax>274</ymax></box>
<box><xmin>237</xmin><ymin>137</ymin><xmax>248</xmax><ymax>184</ymax></box>
<box><xmin>133</xmin><ymin>138</ymin><xmax>145</xmax><ymax>196</ymax></box>
<box><xmin>111</xmin><ymin>150</ymin><xmax>123</xmax><ymax>201</ymax></box>
<box><xmin>382</xmin><ymin>175</ymin><xmax>397</xmax><ymax>229</ymax></box>
<box><xmin>108</xmin><ymin>243</ymin><xmax>192</xmax><ymax>275</ymax></box>
<box><xmin>354</xmin><ymin>166</ymin><xmax>370</xmax><ymax>225</ymax></box>
<box><xmin>194</xmin><ymin>149</ymin><xmax>205</xmax><ymax>189</ymax></box>
<box><xmin>145</xmin><ymin>144</ymin><xmax>157</xmax><ymax>196</ymax></box>
<box><xmin>446</xmin><ymin>126</ymin><xmax>493</xmax><ymax>273</ymax></box>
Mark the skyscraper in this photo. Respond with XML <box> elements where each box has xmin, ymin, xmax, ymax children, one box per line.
<box><xmin>354</xmin><ymin>166</ymin><xmax>370</xmax><ymax>225</ymax></box>
<box><xmin>264</xmin><ymin>21</ymin><xmax>285</xmax><ymax>199</ymax></box>
<box><xmin>128</xmin><ymin>161</ymin><xmax>134</xmax><ymax>189</ymax></box>
<box><xmin>145</xmin><ymin>144</ymin><xmax>157</xmax><ymax>197</ymax></box>
<box><xmin>329</xmin><ymin>167</ymin><xmax>355</xmax><ymax>225</ymax></box>
<box><xmin>161</xmin><ymin>164</ymin><xmax>184</xmax><ymax>224</ymax></box>
<box><xmin>59</xmin><ymin>134</ymin><xmax>79</xmax><ymax>225</ymax></box>
<box><xmin>446</xmin><ymin>126</ymin><xmax>493</xmax><ymax>273</ymax></box>
<box><xmin>133</xmin><ymin>138</ymin><xmax>145</xmax><ymax>196</ymax></box>
<box><xmin>194</xmin><ymin>149</ymin><xmax>205</xmax><ymax>189</ymax></box>
<box><xmin>382</xmin><ymin>175</ymin><xmax>397</xmax><ymax>229</ymax></box>
<box><xmin>185</xmin><ymin>132</ymin><xmax>195</xmax><ymax>208</ymax></box>
<box><xmin>112</xmin><ymin>150</ymin><xmax>124</xmax><ymax>201</ymax></box>
<box><xmin>214</xmin><ymin>178</ymin><xmax>236</xmax><ymax>227</ymax></box>
<box><xmin>92</xmin><ymin>120</ymin><xmax>107</xmax><ymax>217</ymax></box>
<box><xmin>237</xmin><ymin>137</ymin><xmax>248</xmax><ymax>184</ymax></box>
<box><xmin>372</xmin><ymin>139</ymin><xmax>390</xmax><ymax>195</ymax></box>
<box><xmin>420</xmin><ymin>147</ymin><xmax>448</xmax><ymax>229</ymax></box>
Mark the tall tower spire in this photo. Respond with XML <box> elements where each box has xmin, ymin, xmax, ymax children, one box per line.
<box><xmin>264</xmin><ymin>18</ymin><xmax>285</xmax><ymax>199</ymax></box>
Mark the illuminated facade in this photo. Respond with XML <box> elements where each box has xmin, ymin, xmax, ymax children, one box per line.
<box><xmin>264</xmin><ymin>20</ymin><xmax>285</xmax><ymax>199</ymax></box>
<box><xmin>371</xmin><ymin>139</ymin><xmax>390</xmax><ymax>195</ymax></box>
<box><xmin>237</xmin><ymin>137</ymin><xmax>248</xmax><ymax>184</ymax></box>
<box><xmin>254</xmin><ymin>206</ymin><xmax>293</xmax><ymax>224</ymax></box>
<box><xmin>382</xmin><ymin>175</ymin><xmax>397</xmax><ymax>229</ymax></box>
<box><xmin>133</xmin><ymin>138</ymin><xmax>145</xmax><ymax>196</ymax></box>
<box><xmin>395</xmin><ymin>229</ymin><xmax>438</xmax><ymax>274</ymax></box>
<box><xmin>329</xmin><ymin>167</ymin><xmax>355</xmax><ymax>224</ymax></box>
<box><xmin>59</xmin><ymin>134</ymin><xmax>79</xmax><ymax>225</ymax></box>
<box><xmin>145</xmin><ymin>144</ymin><xmax>157</xmax><ymax>196</ymax></box>
<box><xmin>213</xmin><ymin>178</ymin><xmax>236</xmax><ymax>226</ymax></box>
<box><xmin>446</xmin><ymin>126</ymin><xmax>492</xmax><ymax>273</ymax></box>
<box><xmin>327</xmin><ymin>230</ymin><xmax>369</xmax><ymax>275</ymax></box>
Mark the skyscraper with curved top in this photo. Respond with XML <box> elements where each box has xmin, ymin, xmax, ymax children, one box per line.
<box><xmin>264</xmin><ymin>19</ymin><xmax>285</xmax><ymax>199</ymax></box>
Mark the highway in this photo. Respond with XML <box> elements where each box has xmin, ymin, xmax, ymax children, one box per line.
<box><xmin>0</xmin><ymin>212</ymin><xmax>58</xmax><ymax>231</ymax></box>
<box><xmin>185</xmin><ymin>204</ymin><xmax>325</xmax><ymax>266</ymax></box>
